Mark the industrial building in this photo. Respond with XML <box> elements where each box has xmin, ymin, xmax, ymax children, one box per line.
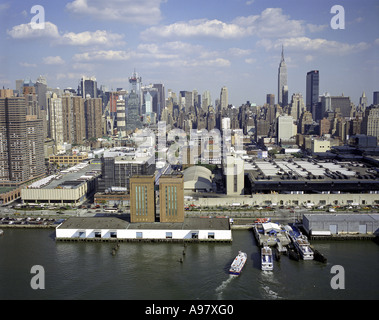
<box><xmin>129</xmin><ymin>175</ymin><xmax>156</xmax><ymax>223</ymax></box>
<box><xmin>55</xmin><ymin>216</ymin><xmax>232</xmax><ymax>242</ymax></box>
<box><xmin>183</xmin><ymin>166</ymin><xmax>213</xmax><ymax>193</ymax></box>
<box><xmin>21</xmin><ymin>162</ymin><xmax>101</xmax><ymax>206</ymax></box>
<box><xmin>159</xmin><ymin>174</ymin><xmax>184</xmax><ymax>223</ymax></box>
<box><xmin>246</xmin><ymin>158</ymin><xmax>379</xmax><ymax>195</ymax></box>
<box><xmin>303</xmin><ymin>213</ymin><xmax>379</xmax><ymax>237</ymax></box>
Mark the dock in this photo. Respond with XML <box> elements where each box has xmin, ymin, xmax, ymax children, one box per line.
<box><xmin>252</xmin><ymin>223</ymin><xmax>290</xmax><ymax>247</ymax></box>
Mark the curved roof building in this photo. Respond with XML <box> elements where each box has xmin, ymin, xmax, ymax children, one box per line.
<box><xmin>183</xmin><ymin>166</ymin><xmax>213</xmax><ymax>192</ymax></box>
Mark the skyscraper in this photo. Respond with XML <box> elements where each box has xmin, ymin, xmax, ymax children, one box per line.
<box><xmin>306</xmin><ymin>70</ymin><xmax>320</xmax><ymax>121</ymax></box>
<box><xmin>80</xmin><ymin>76</ymin><xmax>97</xmax><ymax>99</ymax></box>
<box><xmin>84</xmin><ymin>98</ymin><xmax>102</xmax><ymax>139</ymax></box>
<box><xmin>0</xmin><ymin>97</ymin><xmax>44</xmax><ymax>183</ymax></box>
<box><xmin>153</xmin><ymin>83</ymin><xmax>165</xmax><ymax>119</ymax></box>
<box><xmin>266</xmin><ymin>94</ymin><xmax>275</xmax><ymax>106</ymax></box>
<box><xmin>278</xmin><ymin>46</ymin><xmax>288</xmax><ymax>107</ymax></box>
<box><xmin>373</xmin><ymin>92</ymin><xmax>379</xmax><ymax>105</ymax></box>
<box><xmin>129</xmin><ymin>71</ymin><xmax>142</xmax><ymax>114</ymax></box>
<box><xmin>126</xmin><ymin>91</ymin><xmax>143</xmax><ymax>132</ymax></box>
<box><xmin>48</xmin><ymin>92</ymin><xmax>64</xmax><ymax>145</ymax></box>
<box><xmin>220</xmin><ymin>86</ymin><xmax>228</xmax><ymax>111</ymax></box>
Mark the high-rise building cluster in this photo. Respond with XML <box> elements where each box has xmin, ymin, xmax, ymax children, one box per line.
<box><xmin>0</xmin><ymin>51</ymin><xmax>378</xmax><ymax>207</ymax></box>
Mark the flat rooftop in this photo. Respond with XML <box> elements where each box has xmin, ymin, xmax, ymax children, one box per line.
<box><xmin>248</xmin><ymin>158</ymin><xmax>377</xmax><ymax>182</ymax></box>
<box><xmin>304</xmin><ymin>213</ymin><xmax>379</xmax><ymax>223</ymax></box>
<box><xmin>57</xmin><ymin>217</ymin><xmax>129</xmax><ymax>230</ymax></box>
<box><xmin>57</xmin><ymin>217</ymin><xmax>230</xmax><ymax>231</ymax></box>
<box><xmin>28</xmin><ymin>162</ymin><xmax>101</xmax><ymax>190</ymax></box>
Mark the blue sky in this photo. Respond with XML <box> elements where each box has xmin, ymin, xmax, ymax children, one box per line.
<box><xmin>1</xmin><ymin>0</ymin><xmax>378</xmax><ymax>106</ymax></box>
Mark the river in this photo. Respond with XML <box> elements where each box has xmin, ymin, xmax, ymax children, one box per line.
<box><xmin>0</xmin><ymin>228</ymin><xmax>378</xmax><ymax>300</ymax></box>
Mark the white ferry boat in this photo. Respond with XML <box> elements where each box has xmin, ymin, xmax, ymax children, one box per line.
<box><xmin>261</xmin><ymin>245</ymin><xmax>273</xmax><ymax>271</ymax></box>
<box><xmin>293</xmin><ymin>234</ymin><xmax>314</xmax><ymax>260</ymax></box>
<box><xmin>229</xmin><ymin>251</ymin><xmax>247</xmax><ymax>275</ymax></box>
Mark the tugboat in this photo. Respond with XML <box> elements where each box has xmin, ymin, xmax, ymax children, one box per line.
<box><xmin>261</xmin><ymin>244</ymin><xmax>273</xmax><ymax>271</ymax></box>
<box><xmin>229</xmin><ymin>251</ymin><xmax>247</xmax><ymax>275</ymax></box>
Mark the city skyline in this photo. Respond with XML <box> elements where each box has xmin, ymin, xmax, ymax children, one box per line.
<box><xmin>1</xmin><ymin>0</ymin><xmax>379</xmax><ymax>106</ymax></box>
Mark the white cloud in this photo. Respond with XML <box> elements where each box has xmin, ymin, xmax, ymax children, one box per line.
<box><xmin>142</xmin><ymin>8</ymin><xmax>306</xmax><ymax>40</ymax></box>
<box><xmin>228</xmin><ymin>48</ymin><xmax>252</xmax><ymax>56</ymax></box>
<box><xmin>66</xmin><ymin>0</ymin><xmax>165</xmax><ymax>25</ymax></box>
<box><xmin>258</xmin><ymin>37</ymin><xmax>370</xmax><ymax>55</ymax></box>
<box><xmin>73</xmin><ymin>50</ymin><xmax>132</xmax><ymax>61</ymax></box>
<box><xmin>59</xmin><ymin>30</ymin><xmax>125</xmax><ymax>46</ymax></box>
<box><xmin>233</xmin><ymin>8</ymin><xmax>305</xmax><ymax>38</ymax></box>
<box><xmin>141</xmin><ymin>19</ymin><xmax>246</xmax><ymax>40</ymax></box>
<box><xmin>7</xmin><ymin>21</ymin><xmax>60</xmax><ymax>39</ymax></box>
<box><xmin>7</xmin><ymin>21</ymin><xmax>125</xmax><ymax>47</ymax></box>
<box><xmin>43</xmin><ymin>56</ymin><xmax>65</xmax><ymax>65</ymax></box>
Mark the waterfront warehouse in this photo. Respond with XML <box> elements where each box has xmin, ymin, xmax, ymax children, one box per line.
<box><xmin>303</xmin><ymin>213</ymin><xmax>379</xmax><ymax>237</ymax></box>
<box><xmin>55</xmin><ymin>216</ymin><xmax>232</xmax><ymax>242</ymax></box>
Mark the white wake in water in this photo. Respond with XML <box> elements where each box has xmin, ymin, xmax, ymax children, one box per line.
<box><xmin>215</xmin><ymin>275</ymin><xmax>237</xmax><ymax>300</ymax></box>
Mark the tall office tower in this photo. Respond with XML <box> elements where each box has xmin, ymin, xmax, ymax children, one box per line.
<box><xmin>153</xmin><ymin>83</ymin><xmax>165</xmax><ymax>119</ymax></box>
<box><xmin>126</xmin><ymin>91</ymin><xmax>143</xmax><ymax>132</ymax></box>
<box><xmin>361</xmin><ymin>106</ymin><xmax>379</xmax><ymax>141</ymax></box>
<box><xmin>373</xmin><ymin>92</ymin><xmax>379</xmax><ymax>105</ymax></box>
<box><xmin>224</xmin><ymin>153</ymin><xmax>244</xmax><ymax>196</ymax></box>
<box><xmin>306</xmin><ymin>70</ymin><xmax>320</xmax><ymax>121</ymax></box>
<box><xmin>130</xmin><ymin>175</ymin><xmax>156</xmax><ymax>223</ymax></box>
<box><xmin>266</xmin><ymin>94</ymin><xmax>275</xmax><ymax>106</ymax></box>
<box><xmin>15</xmin><ymin>80</ymin><xmax>23</xmax><ymax>96</ymax></box>
<box><xmin>35</xmin><ymin>75</ymin><xmax>48</xmax><ymax>109</ymax></box>
<box><xmin>72</xmin><ymin>96</ymin><xmax>86</xmax><ymax>145</ymax></box>
<box><xmin>290</xmin><ymin>93</ymin><xmax>305</xmax><ymax>121</ymax></box>
<box><xmin>47</xmin><ymin>93</ymin><xmax>64</xmax><ymax>145</ymax></box>
<box><xmin>202</xmin><ymin>90</ymin><xmax>212</xmax><ymax>111</ymax></box>
<box><xmin>116</xmin><ymin>96</ymin><xmax>126</xmax><ymax>137</ymax></box>
<box><xmin>330</xmin><ymin>95</ymin><xmax>352</xmax><ymax>118</ymax></box>
<box><xmin>320</xmin><ymin>92</ymin><xmax>332</xmax><ymax>116</ymax></box>
<box><xmin>129</xmin><ymin>71</ymin><xmax>142</xmax><ymax>113</ymax></box>
<box><xmin>266</xmin><ymin>104</ymin><xmax>276</xmax><ymax>124</ymax></box>
<box><xmin>179</xmin><ymin>91</ymin><xmax>193</xmax><ymax>113</ymax></box>
<box><xmin>85</xmin><ymin>98</ymin><xmax>102</xmax><ymax>139</ymax></box>
<box><xmin>61</xmin><ymin>93</ymin><xmax>74</xmax><ymax>144</ymax></box>
<box><xmin>359</xmin><ymin>92</ymin><xmax>367</xmax><ymax>111</ymax></box>
<box><xmin>26</xmin><ymin>115</ymin><xmax>44</xmax><ymax>178</ymax></box>
<box><xmin>220</xmin><ymin>86</ymin><xmax>228</xmax><ymax>111</ymax></box>
<box><xmin>23</xmin><ymin>85</ymin><xmax>39</xmax><ymax>117</ymax></box>
<box><xmin>159</xmin><ymin>174</ymin><xmax>184</xmax><ymax>223</ymax></box>
<box><xmin>80</xmin><ymin>76</ymin><xmax>97</xmax><ymax>99</ymax></box>
<box><xmin>277</xmin><ymin>115</ymin><xmax>296</xmax><ymax>142</ymax></box>
<box><xmin>278</xmin><ymin>46</ymin><xmax>288</xmax><ymax>107</ymax></box>
<box><xmin>0</xmin><ymin>97</ymin><xmax>44</xmax><ymax>182</ymax></box>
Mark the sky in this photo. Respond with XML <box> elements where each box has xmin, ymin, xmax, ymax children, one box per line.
<box><xmin>0</xmin><ymin>0</ymin><xmax>378</xmax><ymax>106</ymax></box>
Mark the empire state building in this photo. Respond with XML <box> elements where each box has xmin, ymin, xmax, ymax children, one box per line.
<box><xmin>278</xmin><ymin>45</ymin><xmax>288</xmax><ymax>107</ymax></box>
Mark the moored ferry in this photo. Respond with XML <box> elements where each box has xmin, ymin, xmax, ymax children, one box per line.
<box><xmin>293</xmin><ymin>234</ymin><xmax>314</xmax><ymax>260</ymax></box>
<box><xmin>229</xmin><ymin>251</ymin><xmax>247</xmax><ymax>275</ymax></box>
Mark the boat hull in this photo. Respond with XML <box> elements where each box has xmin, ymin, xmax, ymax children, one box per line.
<box><xmin>229</xmin><ymin>251</ymin><xmax>247</xmax><ymax>276</ymax></box>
